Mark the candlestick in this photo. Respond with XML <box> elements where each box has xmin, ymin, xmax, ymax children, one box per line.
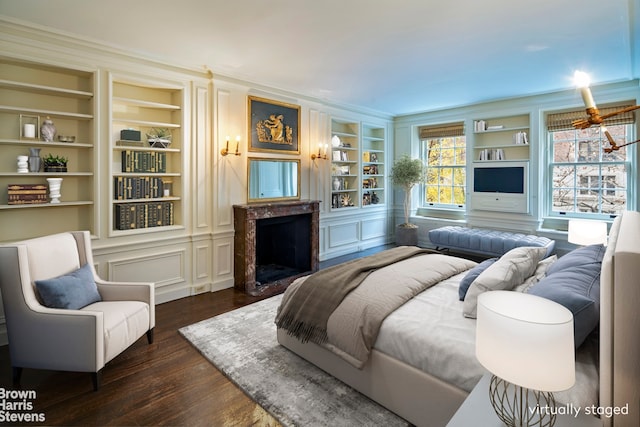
<box><xmin>235</xmin><ymin>135</ymin><xmax>240</xmax><ymax>155</ymax></box>
<box><xmin>311</xmin><ymin>142</ymin><xmax>328</xmax><ymax>160</ymax></box>
<box><xmin>221</xmin><ymin>136</ymin><xmax>231</xmax><ymax>156</ymax></box>
<box><xmin>574</xmin><ymin>71</ymin><xmax>597</xmax><ymax>109</ymax></box>
<box><xmin>580</xmin><ymin>86</ymin><xmax>597</xmax><ymax>109</ymax></box>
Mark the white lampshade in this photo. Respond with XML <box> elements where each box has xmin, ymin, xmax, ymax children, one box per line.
<box><xmin>568</xmin><ymin>219</ymin><xmax>607</xmax><ymax>246</ymax></box>
<box><xmin>476</xmin><ymin>291</ymin><xmax>575</xmax><ymax>392</ymax></box>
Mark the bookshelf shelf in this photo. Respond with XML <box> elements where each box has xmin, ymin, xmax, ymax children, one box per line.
<box><xmin>0</xmin><ymin>58</ymin><xmax>96</xmax><ymax>241</ymax></box>
<box><xmin>109</xmin><ymin>75</ymin><xmax>184</xmax><ymax>233</ymax></box>
<box><xmin>472</xmin><ymin>114</ymin><xmax>530</xmax><ymax>162</ymax></box>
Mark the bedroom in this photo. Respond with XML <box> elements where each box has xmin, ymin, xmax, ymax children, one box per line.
<box><xmin>0</xmin><ymin>0</ymin><xmax>639</xmax><ymax>426</ymax></box>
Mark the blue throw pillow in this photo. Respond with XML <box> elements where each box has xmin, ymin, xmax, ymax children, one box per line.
<box><xmin>546</xmin><ymin>244</ymin><xmax>605</xmax><ymax>276</ymax></box>
<box><xmin>35</xmin><ymin>264</ymin><xmax>102</xmax><ymax>310</ymax></box>
<box><xmin>528</xmin><ymin>247</ymin><xmax>603</xmax><ymax>348</ymax></box>
<box><xmin>458</xmin><ymin>258</ymin><xmax>498</xmax><ymax>301</ymax></box>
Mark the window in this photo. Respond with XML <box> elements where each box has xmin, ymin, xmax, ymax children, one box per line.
<box><xmin>419</xmin><ymin>122</ymin><xmax>466</xmax><ymax>209</ymax></box>
<box><xmin>547</xmin><ymin>105</ymin><xmax>635</xmax><ymax>218</ymax></box>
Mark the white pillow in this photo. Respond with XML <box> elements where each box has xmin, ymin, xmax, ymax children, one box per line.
<box><xmin>514</xmin><ymin>255</ymin><xmax>558</xmax><ymax>293</ymax></box>
<box><xmin>463</xmin><ymin>246</ymin><xmax>549</xmax><ymax>318</ymax></box>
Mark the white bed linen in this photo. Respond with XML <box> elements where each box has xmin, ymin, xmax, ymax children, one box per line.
<box><xmin>373</xmin><ymin>271</ymin><xmax>600</xmax><ymax>408</ymax></box>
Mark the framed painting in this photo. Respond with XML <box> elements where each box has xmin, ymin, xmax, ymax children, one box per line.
<box><xmin>248</xmin><ymin>96</ymin><xmax>300</xmax><ymax>154</ymax></box>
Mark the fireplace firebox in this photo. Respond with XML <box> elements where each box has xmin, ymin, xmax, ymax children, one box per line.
<box><xmin>233</xmin><ymin>200</ymin><xmax>320</xmax><ymax>296</ymax></box>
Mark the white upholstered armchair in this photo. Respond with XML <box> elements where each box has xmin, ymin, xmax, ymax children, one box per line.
<box><xmin>0</xmin><ymin>231</ymin><xmax>155</xmax><ymax>391</ymax></box>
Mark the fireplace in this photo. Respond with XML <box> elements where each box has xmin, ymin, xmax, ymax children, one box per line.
<box><xmin>233</xmin><ymin>200</ymin><xmax>320</xmax><ymax>296</ymax></box>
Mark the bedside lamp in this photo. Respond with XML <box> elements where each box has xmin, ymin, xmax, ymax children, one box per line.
<box><xmin>476</xmin><ymin>291</ymin><xmax>575</xmax><ymax>427</ymax></box>
<box><xmin>568</xmin><ymin>219</ymin><xmax>608</xmax><ymax>246</ymax></box>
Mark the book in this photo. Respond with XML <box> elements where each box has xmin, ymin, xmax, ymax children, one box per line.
<box><xmin>114</xmin><ymin>201</ymin><xmax>174</xmax><ymax>230</ymax></box>
<box><xmin>8</xmin><ymin>184</ymin><xmax>48</xmax><ymax>204</ymax></box>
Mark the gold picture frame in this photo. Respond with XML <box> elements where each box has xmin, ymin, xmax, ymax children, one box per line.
<box><xmin>248</xmin><ymin>96</ymin><xmax>300</xmax><ymax>154</ymax></box>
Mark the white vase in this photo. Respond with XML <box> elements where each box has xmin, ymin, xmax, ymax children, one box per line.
<box><xmin>333</xmin><ymin>177</ymin><xmax>341</xmax><ymax>191</ymax></box>
<box><xmin>17</xmin><ymin>155</ymin><xmax>29</xmax><ymax>173</ymax></box>
<box><xmin>46</xmin><ymin>177</ymin><xmax>63</xmax><ymax>203</ymax></box>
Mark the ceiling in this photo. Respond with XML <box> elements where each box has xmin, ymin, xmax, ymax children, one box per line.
<box><xmin>1</xmin><ymin>0</ymin><xmax>639</xmax><ymax>116</ymax></box>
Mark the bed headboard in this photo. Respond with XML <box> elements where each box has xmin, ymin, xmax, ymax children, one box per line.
<box><xmin>600</xmin><ymin>210</ymin><xmax>640</xmax><ymax>427</ymax></box>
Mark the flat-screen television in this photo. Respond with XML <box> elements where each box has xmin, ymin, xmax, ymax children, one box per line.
<box><xmin>472</xmin><ymin>161</ymin><xmax>529</xmax><ymax>213</ymax></box>
<box><xmin>473</xmin><ymin>166</ymin><xmax>525</xmax><ymax>194</ymax></box>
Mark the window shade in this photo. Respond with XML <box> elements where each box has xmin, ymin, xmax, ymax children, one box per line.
<box><xmin>547</xmin><ymin>103</ymin><xmax>636</xmax><ymax>131</ymax></box>
<box><xmin>419</xmin><ymin>122</ymin><xmax>465</xmax><ymax>139</ymax></box>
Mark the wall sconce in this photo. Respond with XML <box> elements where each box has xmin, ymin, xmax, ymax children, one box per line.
<box><xmin>571</xmin><ymin>71</ymin><xmax>640</xmax><ymax>153</ymax></box>
<box><xmin>311</xmin><ymin>143</ymin><xmax>328</xmax><ymax>160</ymax></box>
<box><xmin>221</xmin><ymin>135</ymin><xmax>241</xmax><ymax>156</ymax></box>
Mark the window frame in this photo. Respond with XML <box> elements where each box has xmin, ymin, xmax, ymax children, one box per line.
<box><xmin>420</xmin><ymin>135</ymin><xmax>467</xmax><ymax>210</ymax></box>
<box><xmin>545</xmin><ymin>123</ymin><xmax>635</xmax><ymax>220</ymax></box>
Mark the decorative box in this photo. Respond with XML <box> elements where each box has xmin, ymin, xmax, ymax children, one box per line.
<box><xmin>120</xmin><ymin>129</ymin><xmax>141</xmax><ymax>141</ymax></box>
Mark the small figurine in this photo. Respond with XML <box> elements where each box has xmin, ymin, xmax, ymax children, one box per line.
<box><xmin>41</xmin><ymin>117</ymin><xmax>56</xmax><ymax>142</ymax></box>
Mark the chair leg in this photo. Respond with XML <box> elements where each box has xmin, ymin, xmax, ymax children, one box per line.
<box><xmin>146</xmin><ymin>327</ymin><xmax>154</xmax><ymax>344</ymax></box>
<box><xmin>91</xmin><ymin>370</ymin><xmax>102</xmax><ymax>391</ymax></box>
<box><xmin>12</xmin><ymin>367</ymin><xmax>22</xmax><ymax>386</ymax></box>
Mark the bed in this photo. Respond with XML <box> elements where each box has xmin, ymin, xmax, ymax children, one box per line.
<box><xmin>276</xmin><ymin>211</ymin><xmax>640</xmax><ymax>427</ymax></box>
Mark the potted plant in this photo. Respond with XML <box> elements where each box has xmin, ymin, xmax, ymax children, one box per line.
<box><xmin>389</xmin><ymin>154</ymin><xmax>425</xmax><ymax>246</ymax></box>
<box><xmin>43</xmin><ymin>154</ymin><xmax>68</xmax><ymax>172</ymax></box>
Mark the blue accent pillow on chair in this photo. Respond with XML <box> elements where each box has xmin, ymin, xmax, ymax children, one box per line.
<box><xmin>35</xmin><ymin>263</ymin><xmax>102</xmax><ymax>309</ymax></box>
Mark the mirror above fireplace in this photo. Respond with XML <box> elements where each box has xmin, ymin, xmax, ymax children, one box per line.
<box><xmin>248</xmin><ymin>158</ymin><xmax>300</xmax><ymax>202</ymax></box>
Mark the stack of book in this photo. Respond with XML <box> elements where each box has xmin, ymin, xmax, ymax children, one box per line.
<box><xmin>114</xmin><ymin>201</ymin><xmax>174</xmax><ymax>230</ymax></box>
<box><xmin>513</xmin><ymin>131</ymin><xmax>529</xmax><ymax>144</ymax></box>
<box><xmin>113</xmin><ymin>177</ymin><xmax>165</xmax><ymax>200</ymax></box>
<box><xmin>7</xmin><ymin>184</ymin><xmax>48</xmax><ymax>205</ymax></box>
<box><xmin>121</xmin><ymin>150</ymin><xmax>167</xmax><ymax>173</ymax></box>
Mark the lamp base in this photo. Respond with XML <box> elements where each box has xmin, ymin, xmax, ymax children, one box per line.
<box><xmin>488</xmin><ymin>375</ymin><xmax>557</xmax><ymax>427</ymax></box>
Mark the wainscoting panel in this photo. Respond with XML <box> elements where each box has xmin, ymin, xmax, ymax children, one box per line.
<box><xmin>361</xmin><ymin>217</ymin><xmax>386</xmax><ymax>240</ymax></box>
<box><xmin>195</xmin><ymin>243</ymin><xmax>211</xmax><ymax>280</ymax></box>
<box><xmin>108</xmin><ymin>249</ymin><xmax>186</xmax><ymax>292</ymax></box>
<box><xmin>328</xmin><ymin>221</ymin><xmax>360</xmax><ymax>248</ymax></box>
<box><xmin>215</xmin><ymin>88</ymin><xmax>233</xmax><ymax>228</ymax></box>
<box><xmin>193</xmin><ymin>84</ymin><xmax>211</xmax><ymax>230</ymax></box>
<box><xmin>212</xmin><ymin>234</ymin><xmax>234</xmax><ymax>291</ymax></box>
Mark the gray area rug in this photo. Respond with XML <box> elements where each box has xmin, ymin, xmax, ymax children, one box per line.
<box><xmin>179</xmin><ymin>294</ymin><xmax>409</xmax><ymax>427</ymax></box>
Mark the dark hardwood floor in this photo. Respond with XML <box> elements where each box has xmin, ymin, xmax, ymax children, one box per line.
<box><xmin>0</xmin><ymin>289</ymin><xmax>280</xmax><ymax>426</ymax></box>
<box><xmin>0</xmin><ymin>245</ymin><xmax>393</xmax><ymax>426</ymax></box>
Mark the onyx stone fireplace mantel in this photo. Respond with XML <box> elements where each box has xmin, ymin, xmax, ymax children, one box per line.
<box><xmin>233</xmin><ymin>200</ymin><xmax>320</xmax><ymax>296</ymax></box>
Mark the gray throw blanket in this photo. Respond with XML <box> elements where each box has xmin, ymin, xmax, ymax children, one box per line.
<box><xmin>275</xmin><ymin>246</ymin><xmax>436</xmax><ymax>345</ymax></box>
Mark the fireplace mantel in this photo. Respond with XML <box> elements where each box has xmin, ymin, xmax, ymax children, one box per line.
<box><xmin>233</xmin><ymin>200</ymin><xmax>320</xmax><ymax>296</ymax></box>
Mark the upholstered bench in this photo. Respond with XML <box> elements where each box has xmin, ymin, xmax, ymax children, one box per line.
<box><xmin>428</xmin><ymin>226</ymin><xmax>555</xmax><ymax>258</ymax></box>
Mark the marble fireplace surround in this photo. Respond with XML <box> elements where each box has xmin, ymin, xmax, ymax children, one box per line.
<box><xmin>233</xmin><ymin>200</ymin><xmax>320</xmax><ymax>296</ymax></box>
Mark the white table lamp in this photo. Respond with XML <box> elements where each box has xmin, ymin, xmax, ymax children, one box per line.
<box><xmin>476</xmin><ymin>291</ymin><xmax>575</xmax><ymax>427</ymax></box>
<box><xmin>568</xmin><ymin>219</ymin><xmax>607</xmax><ymax>246</ymax></box>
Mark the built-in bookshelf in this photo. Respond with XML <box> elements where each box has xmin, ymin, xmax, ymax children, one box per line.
<box><xmin>330</xmin><ymin>119</ymin><xmax>359</xmax><ymax>209</ymax></box>
<box><xmin>473</xmin><ymin>114</ymin><xmax>530</xmax><ymax>162</ymax></box>
<box><xmin>329</xmin><ymin>119</ymin><xmax>387</xmax><ymax>210</ymax></box>
<box><xmin>361</xmin><ymin>124</ymin><xmax>385</xmax><ymax>207</ymax></box>
<box><xmin>0</xmin><ymin>58</ymin><xmax>95</xmax><ymax>241</ymax></box>
<box><xmin>110</xmin><ymin>76</ymin><xmax>183</xmax><ymax>233</ymax></box>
